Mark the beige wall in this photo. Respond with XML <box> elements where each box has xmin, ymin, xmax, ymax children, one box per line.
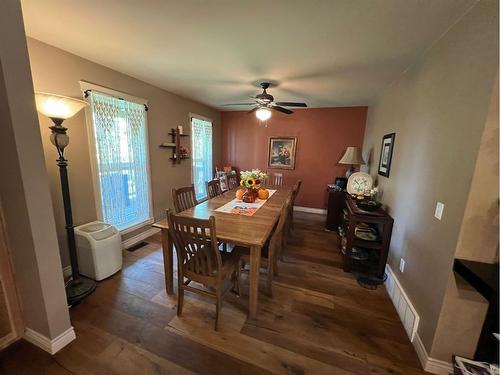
<box><xmin>362</xmin><ymin>0</ymin><xmax>498</xmax><ymax>353</ymax></box>
<box><xmin>455</xmin><ymin>76</ymin><xmax>499</xmax><ymax>263</ymax></box>
<box><xmin>26</xmin><ymin>38</ymin><xmax>221</xmax><ymax>267</ymax></box>
<box><xmin>429</xmin><ymin>76</ymin><xmax>498</xmax><ymax>361</ymax></box>
<box><xmin>0</xmin><ymin>0</ymin><xmax>71</xmax><ymax>339</ymax></box>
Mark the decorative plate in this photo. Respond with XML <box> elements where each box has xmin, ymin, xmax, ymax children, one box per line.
<box><xmin>347</xmin><ymin>172</ymin><xmax>373</xmax><ymax>195</ymax></box>
<box><xmin>355</xmin><ymin>231</ymin><xmax>378</xmax><ymax>241</ymax></box>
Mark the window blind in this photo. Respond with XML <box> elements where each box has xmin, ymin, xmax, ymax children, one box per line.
<box><xmin>191</xmin><ymin>117</ymin><xmax>213</xmax><ymax>200</ymax></box>
<box><xmin>88</xmin><ymin>91</ymin><xmax>151</xmax><ymax>231</ymax></box>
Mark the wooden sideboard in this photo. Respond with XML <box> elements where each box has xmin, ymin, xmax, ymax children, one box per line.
<box><xmin>339</xmin><ymin>195</ymin><xmax>394</xmax><ymax>280</ymax></box>
<box><xmin>325</xmin><ymin>186</ymin><xmax>345</xmax><ymax>231</ymax></box>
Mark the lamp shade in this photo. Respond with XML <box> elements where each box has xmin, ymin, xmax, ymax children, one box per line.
<box><xmin>339</xmin><ymin>146</ymin><xmax>366</xmax><ymax>165</ymax></box>
<box><xmin>35</xmin><ymin>92</ymin><xmax>88</xmax><ymax>120</ymax></box>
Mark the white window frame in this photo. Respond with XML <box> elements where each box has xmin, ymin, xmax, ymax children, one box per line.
<box><xmin>189</xmin><ymin>113</ymin><xmax>213</xmax><ymax>201</ymax></box>
<box><xmin>80</xmin><ymin>81</ymin><xmax>154</xmax><ymax>234</ymax></box>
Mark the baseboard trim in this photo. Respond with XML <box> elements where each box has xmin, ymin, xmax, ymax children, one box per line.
<box><xmin>122</xmin><ymin>227</ymin><xmax>160</xmax><ymax>249</ymax></box>
<box><xmin>384</xmin><ymin>265</ymin><xmax>453</xmax><ymax>374</ymax></box>
<box><xmin>293</xmin><ymin>206</ymin><xmax>327</xmax><ymax>215</ymax></box>
<box><xmin>413</xmin><ymin>333</ymin><xmax>454</xmax><ymax>374</ymax></box>
<box><xmin>24</xmin><ymin>326</ymin><xmax>76</xmax><ymax>355</ymax></box>
<box><xmin>384</xmin><ymin>265</ymin><xmax>420</xmax><ymax>341</ymax></box>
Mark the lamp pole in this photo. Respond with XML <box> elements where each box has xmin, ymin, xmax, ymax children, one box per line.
<box><xmin>35</xmin><ymin>92</ymin><xmax>96</xmax><ymax>306</ymax></box>
<box><xmin>50</xmin><ymin>120</ymin><xmax>96</xmax><ymax>305</ymax></box>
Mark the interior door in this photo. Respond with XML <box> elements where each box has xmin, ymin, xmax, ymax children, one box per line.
<box><xmin>0</xmin><ymin>200</ymin><xmax>23</xmax><ymax>349</ymax></box>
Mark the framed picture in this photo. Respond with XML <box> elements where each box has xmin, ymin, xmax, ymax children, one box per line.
<box><xmin>378</xmin><ymin>133</ymin><xmax>395</xmax><ymax>177</ymax></box>
<box><xmin>268</xmin><ymin>137</ymin><xmax>297</xmax><ymax>170</ymax></box>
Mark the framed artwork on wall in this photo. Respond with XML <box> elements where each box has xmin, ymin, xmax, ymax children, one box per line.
<box><xmin>378</xmin><ymin>133</ymin><xmax>395</xmax><ymax>177</ymax></box>
<box><xmin>268</xmin><ymin>137</ymin><xmax>297</xmax><ymax>170</ymax></box>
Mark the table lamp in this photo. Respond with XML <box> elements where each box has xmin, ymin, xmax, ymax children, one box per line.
<box><xmin>35</xmin><ymin>92</ymin><xmax>96</xmax><ymax>305</ymax></box>
<box><xmin>339</xmin><ymin>146</ymin><xmax>366</xmax><ymax>178</ymax></box>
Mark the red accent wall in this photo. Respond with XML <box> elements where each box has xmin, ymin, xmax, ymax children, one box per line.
<box><xmin>221</xmin><ymin>107</ymin><xmax>368</xmax><ymax>209</ymax></box>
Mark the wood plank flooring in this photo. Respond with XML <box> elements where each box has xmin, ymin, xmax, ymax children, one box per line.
<box><xmin>0</xmin><ymin>212</ymin><xmax>427</xmax><ymax>374</ymax></box>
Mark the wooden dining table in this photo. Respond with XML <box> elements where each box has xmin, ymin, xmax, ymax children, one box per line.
<box><xmin>152</xmin><ymin>185</ymin><xmax>292</xmax><ymax>319</ymax></box>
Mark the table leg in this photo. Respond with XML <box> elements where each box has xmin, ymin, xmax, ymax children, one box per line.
<box><xmin>249</xmin><ymin>245</ymin><xmax>261</xmax><ymax>319</ymax></box>
<box><xmin>161</xmin><ymin>228</ymin><xmax>174</xmax><ymax>294</ymax></box>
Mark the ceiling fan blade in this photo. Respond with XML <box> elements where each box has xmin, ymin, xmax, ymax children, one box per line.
<box><xmin>271</xmin><ymin>106</ymin><xmax>293</xmax><ymax>115</ymax></box>
<box><xmin>275</xmin><ymin>102</ymin><xmax>307</xmax><ymax>107</ymax></box>
<box><xmin>222</xmin><ymin>103</ymin><xmax>255</xmax><ymax>106</ymax></box>
<box><xmin>247</xmin><ymin>107</ymin><xmax>259</xmax><ymax>113</ymax></box>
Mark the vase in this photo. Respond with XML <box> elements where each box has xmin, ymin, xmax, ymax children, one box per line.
<box><xmin>242</xmin><ymin>188</ymin><xmax>258</xmax><ymax>203</ymax></box>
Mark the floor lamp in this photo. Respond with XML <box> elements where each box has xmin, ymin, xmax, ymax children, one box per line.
<box><xmin>35</xmin><ymin>92</ymin><xmax>97</xmax><ymax>305</ymax></box>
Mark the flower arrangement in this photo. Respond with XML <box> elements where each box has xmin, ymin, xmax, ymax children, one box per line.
<box><xmin>178</xmin><ymin>145</ymin><xmax>190</xmax><ymax>159</ymax></box>
<box><xmin>240</xmin><ymin>169</ymin><xmax>267</xmax><ymax>190</ymax></box>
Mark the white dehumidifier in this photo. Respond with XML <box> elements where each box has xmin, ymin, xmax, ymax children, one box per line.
<box><xmin>74</xmin><ymin>221</ymin><xmax>122</xmax><ymax>281</ymax></box>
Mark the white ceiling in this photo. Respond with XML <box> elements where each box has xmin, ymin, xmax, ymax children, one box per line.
<box><xmin>21</xmin><ymin>0</ymin><xmax>476</xmax><ymax>110</ymax></box>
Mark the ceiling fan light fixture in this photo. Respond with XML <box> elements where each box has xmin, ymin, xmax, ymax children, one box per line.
<box><xmin>256</xmin><ymin>107</ymin><xmax>272</xmax><ymax>121</ymax></box>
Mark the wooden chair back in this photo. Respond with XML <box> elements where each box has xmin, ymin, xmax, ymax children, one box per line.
<box><xmin>227</xmin><ymin>173</ymin><xmax>238</xmax><ymax>190</ymax></box>
<box><xmin>270</xmin><ymin>197</ymin><xmax>291</xmax><ymax>251</ymax></box>
<box><xmin>206</xmin><ymin>179</ymin><xmax>222</xmax><ymax>199</ymax></box>
<box><xmin>172</xmin><ymin>185</ymin><xmax>198</xmax><ymax>213</ymax></box>
<box><xmin>291</xmin><ymin>180</ymin><xmax>302</xmax><ymax>204</ymax></box>
<box><xmin>272</xmin><ymin>173</ymin><xmax>283</xmax><ymax>186</ymax></box>
<box><xmin>167</xmin><ymin>211</ymin><xmax>222</xmax><ymax>286</ymax></box>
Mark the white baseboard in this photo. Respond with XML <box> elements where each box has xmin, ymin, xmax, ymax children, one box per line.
<box><xmin>293</xmin><ymin>206</ymin><xmax>327</xmax><ymax>215</ymax></box>
<box><xmin>24</xmin><ymin>326</ymin><xmax>76</xmax><ymax>355</ymax></box>
<box><xmin>413</xmin><ymin>333</ymin><xmax>454</xmax><ymax>374</ymax></box>
<box><xmin>384</xmin><ymin>265</ymin><xmax>420</xmax><ymax>341</ymax></box>
<box><xmin>384</xmin><ymin>265</ymin><xmax>453</xmax><ymax>374</ymax></box>
<box><xmin>122</xmin><ymin>227</ymin><xmax>160</xmax><ymax>249</ymax></box>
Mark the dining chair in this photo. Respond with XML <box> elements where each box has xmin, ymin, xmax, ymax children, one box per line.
<box><xmin>287</xmin><ymin>180</ymin><xmax>302</xmax><ymax>236</ymax></box>
<box><xmin>172</xmin><ymin>185</ymin><xmax>198</xmax><ymax>213</ymax></box>
<box><xmin>227</xmin><ymin>173</ymin><xmax>238</xmax><ymax>190</ymax></box>
<box><xmin>272</xmin><ymin>172</ymin><xmax>283</xmax><ymax>186</ymax></box>
<box><xmin>261</xmin><ymin>171</ymin><xmax>269</xmax><ymax>185</ymax></box>
<box><xmin>206</xmin><ymin>179</ymin><xmax>222</xmax><ymax>199</ymax></box>
<box><xmin>236</xmin><ymin>197</ymin><xmax>290</xmax><ymax>297</ymax></box>
<box><xmin>166</xmin><ymin>210</ymin><xmax>241</xmax><ymax>331</ymax></box>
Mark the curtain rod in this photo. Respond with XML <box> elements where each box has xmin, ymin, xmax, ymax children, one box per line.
<box><xmin>84</xmin><ymin>89</ymin><xmax>149</xmax><ymax>111</ymax></box>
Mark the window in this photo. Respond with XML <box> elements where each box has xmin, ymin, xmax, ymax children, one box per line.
<box><xmin>86</xmin><ymin>89</ymin><xmax>152</xmax><ymax>232</ymax></box>
<box><xmin>191</xmin><ymin>116</ymin><xmax>213</xmax><ymax>200</ymax></box>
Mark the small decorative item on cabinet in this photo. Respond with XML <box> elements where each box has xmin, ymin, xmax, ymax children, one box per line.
<box><xmin>159</xmin><ymin>126</ymin><xmax>190</xmax><ymax>164</ymax></box>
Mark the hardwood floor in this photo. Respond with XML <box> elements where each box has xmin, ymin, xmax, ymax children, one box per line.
<box><xmin>0</xmin><ymin>212</ymin><xmax>426</xmax><ymax>374</ymax></box>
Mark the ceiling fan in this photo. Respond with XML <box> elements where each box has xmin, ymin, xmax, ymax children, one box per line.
<box><xmin>224</xmin><ymin>82</ymin><xmax>307</xmax><ymax>120</ymax></box>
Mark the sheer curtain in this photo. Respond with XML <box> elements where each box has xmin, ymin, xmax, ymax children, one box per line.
<box><xmin>88</xmin><ymin>91</ymin><xmax>151</xmax><ymax>231</ymax></box>
<box><xmin>191</xmin><ymin>116</ymin><xmax>213</xmax><ymax>200</ymax></box>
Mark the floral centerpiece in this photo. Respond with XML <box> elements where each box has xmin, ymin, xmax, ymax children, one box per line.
<box><xmin>239</xmin><ymin>169</ymin><xmax>268</xmax><ymax>203</ymax></box>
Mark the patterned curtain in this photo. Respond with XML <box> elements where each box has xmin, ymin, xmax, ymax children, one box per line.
<box><xmin>191</xmin><ymin>117</ymin><xmax>213</xmax><ymax>200</ymax></box>
<box><xmin>89</xmin><ymin>91</ymin><xmax>151</xmax><ymax>230</ymax></box>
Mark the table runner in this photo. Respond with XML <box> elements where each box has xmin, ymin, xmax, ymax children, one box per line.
<box><xmin>215</xmin><ymin>189</ymin><xmax>277</xmax><ymax>216</ymax></box>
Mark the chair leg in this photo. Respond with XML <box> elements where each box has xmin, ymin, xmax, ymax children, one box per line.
<box><xmin>236</xmin><ymin>268</ymin><xmax>241</xmax><ymax>297</ymax></box>
<box><xmin>274</xmin><ymin>252</ymin><xmax>279</xmax><ymax>277</ymax></box>
<box><xmin>215</xmin><ymin>291</ymin><xmax>222</xmax><ymax>331</ymax></box>
<box><xmin>177</xmin><ymin>288</ymin><xmax>184</xmax><ymax>316</ymax></box>
<box><xmin>267</xmin><ymin>252</ymin><xmax>274</xmax><ymax>297</ymax></box>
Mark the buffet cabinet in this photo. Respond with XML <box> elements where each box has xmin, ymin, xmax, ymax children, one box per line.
<box><xmin>338</xmin><ymin>195</ymin><xmax>394</xmax><ymax>280</ymax></box>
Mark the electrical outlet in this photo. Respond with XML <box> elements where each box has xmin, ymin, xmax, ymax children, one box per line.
<box><xmin>400</xmin><ymin>258</ymin><xmax>405</xmax><ymax>273</ymax></box>
<box><xmin>434</xmin><ymin>202</ymin><xmax>445</xmax><ymax>220</ymax></box>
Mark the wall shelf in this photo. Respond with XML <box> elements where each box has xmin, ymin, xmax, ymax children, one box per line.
<box><xmin>160</xmin><ymin>127</ymin><xmax>190</xmax><ymax>164</ymax></box>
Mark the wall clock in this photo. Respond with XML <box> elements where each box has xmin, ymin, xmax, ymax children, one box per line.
<box><xmin>347</xmin><ymin>172</ymin><xmax>373</xmax><ymax>195</ymax></box>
